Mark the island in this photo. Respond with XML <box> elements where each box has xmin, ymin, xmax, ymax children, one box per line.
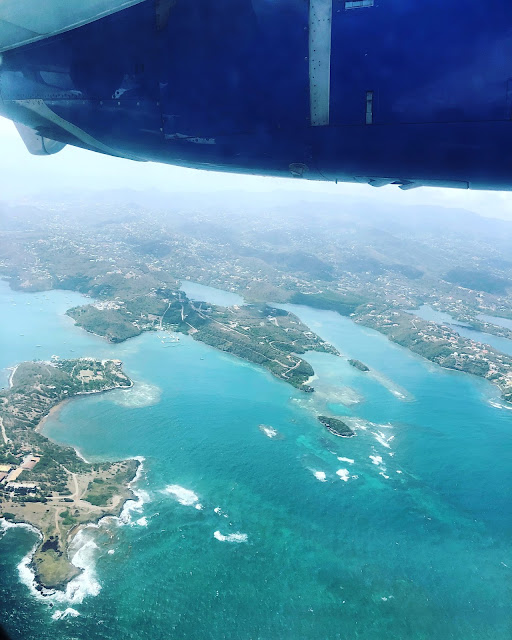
<box><xmin>0</xmin><ymin>358</ymin><xmax>139</xmax><ymax>590</ymax></box>
<box><xmin>6</xmin><ymin>194</ymin><xmax>512</xmax><ymax>406</ymax></box>
<box><xmin>317</xmin><ymin>415</ymin><xmax>355</xmax><ymax>438</ymax></box>
<box><xmin>348</xmin><ymin>359</ymin><xmax>370</xmax><ymax>372</ymax></box>
<box><xmin>353</xmin><ymin>304</ymin><xmax>512</xmax><ymax>403</ymax></box>
<box><xmin>67</xmin><ymin>294</ymin><xmax>339</xmax><ymax>391</ymax></box>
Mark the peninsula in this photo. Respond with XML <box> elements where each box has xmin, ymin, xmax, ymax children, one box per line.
<box><xmin>0</xmin><ymin>358</ymin><xmax>139</xmax><ymax>590</ymax></box>
<box><xmin>67</xmin><ymin>295</ymin><xmax>339</xmax><ymax>391</ymax></box>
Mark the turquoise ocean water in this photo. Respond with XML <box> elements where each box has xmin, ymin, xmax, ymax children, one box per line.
<box><xmin>1</xmin><ymin>279</ymin><xmax>511</xmax><ymax>639</ymax></box>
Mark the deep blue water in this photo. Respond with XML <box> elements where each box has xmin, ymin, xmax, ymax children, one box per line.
<box><xmin>1</xmin><ymin>282</ymin><xmax>512</xmax><ymax>639</ymax></box>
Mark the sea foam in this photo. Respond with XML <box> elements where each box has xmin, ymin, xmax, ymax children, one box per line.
<box><xmin>336</xmin><ymin>469</ymin><xmax>350</xmax><ymax>482</ymax></box>
<box><xmin>259</xmin><ymin>424</ymin><xmax>279</xmax><ymax>439</ymax></box>
<box><xmin>373</xmin><ymin>431</ymin><xmax>395</xmax><ymax>449</ymax></box>
<box><xmin>3</xmin><ymin>456</ymin><xmax>147</xmax><ymax>605</ymax></box>
<box><xmin>52</xmin><ymin>607</ymin><xmax>80</xmax><ymax>620</ymax></box>
<box><xmin>119</xmin><ymin>457</ymin><xmax>149</xmax><ymax>525</ymax></box>
<box><xmin>110</xmin><ymin>381</ymin><xmax>161</xmax><ymax>408</ymax></box>
<box><xmin>213</xmin><ymin>531</ymin><xmax>248</xmax><ymax>543</ymax></box>
<box><xmin>163</xmin><ymin>485</ymin><xmax>200</xmax><ymax>506</ymax></box>
<box><xmin>16</xmin><ymin>526</ymin><xmax>101</xmax><ymax>605</ymax></box>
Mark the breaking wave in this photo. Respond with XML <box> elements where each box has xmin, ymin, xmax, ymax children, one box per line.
<box><xmin>163</xmin><ymin>485</ymin><xmax>200</xmax><ymax>506</ymax></box>
<box><xmin>2</xmin><ymin>456</ymin><xmax>147</xmax><ymax>606</ymax></box>
<box><xmin>52</xmin><ymin>607</ymin><xmax>80</xmax><ymax>620</ymax></box>
<box><xmin>213</xmin><ymin>531</ymin><xmax>248</xmax><ymax>543</ymax></box>
<box><xmin>336</xmin><ymin>469</ymin><xmax>350</xmax><ymax>482</ymax></box>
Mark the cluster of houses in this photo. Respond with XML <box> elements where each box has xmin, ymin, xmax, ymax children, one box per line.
<box><xmin>0</xmin><ymin>455</ymin><xmax>40</xmax><ymax>495</ymax></box>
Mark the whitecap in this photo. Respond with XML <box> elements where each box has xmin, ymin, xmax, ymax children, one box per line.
<box><xmin>29</xmin><ymin>529</ymin><xmax>100</xmax><ymax>604</ymax></box>
<box><xmin>313</xmin><ymin>471</ymin><xmax>327</xmax><ymax>482</ymax></box>
<box><xmin>259</xmin><ymin>424</ymin><xmax>279</xmax><ymax>439</ymax></box>
<box><xmin>214</xmin><ymin>507</ymin><xmax>228</xmax><ymax>518</ymax></box>
<box><xmin>195</xmin><ymin>503</ymin><xmax>204</xmax><ymax>511</ymax></box>
<box><xmin>344</xmin><ymin>418</ymin><xmax>368</xmax><ymax>431</ymax></box>
<box><xmin>52</xmin><ymin>607</ymin><xmax>80</xmax><ymax>620</ymax></box>
<box><xmin>119</xmin><ymin>487</ymin><xmax>150</xmax><ymax>526</ymax></box>
<box><xmin>379</xmin><ymin>472</ymin><xmax>390</xmax><ymax>480</ymax></box>
<box><xmin>136</xmin><ymin>517</ymin><xmax>148</xmax><ymax>527</ymax></box>
<box><xmin>337</xmin><ymin>456</ymin><xmax>355</xmax><ymax>464</ymax></box>
<box><xmin>2</xmin><ymin>518</ymin><xmax>100</xmax><ymax>605</ymax></box>
<box><xmin>369</xmin><ymin>455</ymin><xmax>383</xmax><ymax>466</ymax></box>
<box><xmin>107</xmin><ymin>549</ymin><xmax>115</xmax><ymax>555</ymax></box>
<box><xmin>488</xmin><ymin>400</ymin><xmax>512</xmax><ymax>411</ymax></box>
<box><xmin>119</xmin><ymin>457</ymin><xmax>149</xmax><ymax>525</ymax></box>
<box><xmin>336</xmin><ymin>469</ymin><xmax>350</xmax><ymax>482</ymax></box>
<box><xmin>1</xmin><ymin>519</ymin><xmax>38</xmax><ymax>535</ymax></box>
<box><xmin>5</xmin><ymin>456</ymin><xmax>145</xmax><ymax>604</ymax></box>
<box><xmin>373</xmin><ymin>431</ymin><xmax>394</xmax><ymax>449</ymax></box>
<box><xmin>163</xmin><ymin>485</ymin><xmax>199</xmax><ymax>506</ymax></box>
<box><xmin>213</xmin><ymin>531</ymin><xmax>248</xmax><ymax>543</ymax></box>
<box><xmin>109</xmin><ymin>382</ymin><xmax>161</xmax><ymax>408</ymax></box>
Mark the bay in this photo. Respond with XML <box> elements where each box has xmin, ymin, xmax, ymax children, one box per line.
<box><xmin>1</xmin><ymin>282</ymin><xmax>511</xmax><ymax>639</ymax></box>
<box><xmin>408</xmin><ymin>303</ymin><xmax>512</xmax><ymax>356</ymax></box>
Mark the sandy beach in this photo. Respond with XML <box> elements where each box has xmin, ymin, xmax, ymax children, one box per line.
<box><xmin>35</xmin><ymin>399</ymin><xmax>71</xmax><ymax>434</ymax></box>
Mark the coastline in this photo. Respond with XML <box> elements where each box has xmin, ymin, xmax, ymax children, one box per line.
<box><xmin>35</xmin><ymin>399</ymin><xmax>71</xmax><ymax>435</ymax></box>
<box><xmin>3</xmin><ymin>457</ymin><xmax>142</xmax><ymax>596</ymax></box>
<box><xmin>1</xmin><ymin>360</ymin><xmax>141</xmax><ymax>593</ymax></box>
<box><xmin>1</xmin><ymin>457</ymin><xmax>144</xmax><ymax>601</ymax></box>
<box><xmin>35</xmin><ymin>377</ymin><xmax>134</xmax><ymax>435</ymax></box>
<box><xmin>8</xmin><ymin>364</ymin><xmax>18</xmax><ymax>389</ymax></box>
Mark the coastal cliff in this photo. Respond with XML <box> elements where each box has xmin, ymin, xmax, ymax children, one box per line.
<box><xmin>0</xmin><ymin>359</ymin><xmax>139</xmax><ymax>590</ymax></box>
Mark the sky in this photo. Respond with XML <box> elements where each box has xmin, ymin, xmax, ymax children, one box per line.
<box><xmin>2</xmin><ymin>115</ymin><xmax>512</xmax><ymax>220</ymax></box>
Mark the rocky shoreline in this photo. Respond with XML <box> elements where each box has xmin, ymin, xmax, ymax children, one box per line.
<box><xmin>0</xmin><ymin>359</ymin><xmax>140</xmax><ymax>590</ymax></box>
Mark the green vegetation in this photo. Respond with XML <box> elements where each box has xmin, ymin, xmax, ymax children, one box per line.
<box><xmin>67</xmin><ymin>306</ymin><xmax>142</xmax><ymax>342</ymax></box>
<box><xmin>444</xmin><ymin>268</ymin><xmax>511</xmax><ymax>295</ymax></box>
<box><xmin>0</xmin><ymin>359</ymin><xmax>133</xmax><ymax>496</ymax></box>
<box><xmin>290</xmin><ymin>291</ymin><xmax>366</xmax><ymax>316</ymax></box>
<box><xmin>84</xmin><ymin>484</ymin><xmax>117</xmax><ymax>507</ymax></box>
<box><xmin>59</xmin><ymin>510</ymin><xmax>77</xmax><ymax>526</ymax></box>
<box><xmin>67</xmin><ymin>293</ymin><xmax>339</xmax><ymax>391</ymax></box>
<box><xmin>317</xmin><ymin>416</ymin><xmax>355</xmax><ymax>438</ymax></box>
<box><xmin>354</xmin><ymin>305</ymin><xmax>512</xmax><ymax>401</ymax></box>
<box><xmin>348</xmin><ymin>359</ymin><xmax>370</xmax><ymax>372</ymax></box>
<box><xmin>182</xmin><ymin>302</ymin><xmax>330</xmax><ymax>389</ymax></box>
<box><xmin>84</xmin><ymin>466</ymin><xmax>134</xmax><ymax>507</ymax></box>
<box><xmin>0</xmin><ymin>357</ymin><xmax>139</xmax><ymax>589</ymax></box>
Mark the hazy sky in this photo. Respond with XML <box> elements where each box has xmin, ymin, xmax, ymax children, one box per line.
<box><xmin>2</xmin><ymin>115</ymin><xmax>512</xmax><ymax>220</ymax></box>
